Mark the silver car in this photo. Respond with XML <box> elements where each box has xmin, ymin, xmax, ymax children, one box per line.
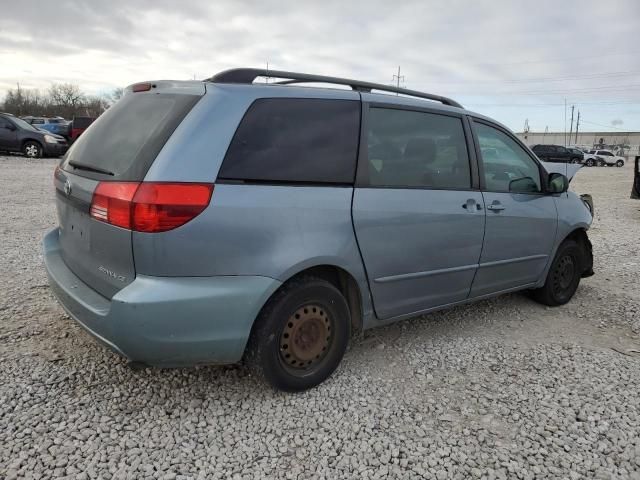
<box><xmin>44</xmin><ymin>69</ymin><xmax>594</xmax><ymax>391</ymax></box>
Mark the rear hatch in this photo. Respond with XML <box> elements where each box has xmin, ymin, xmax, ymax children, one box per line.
<box><xmin>54</xmin><ymin>81</ymin><xmax>204</xmax><ymax>298</ymax></box>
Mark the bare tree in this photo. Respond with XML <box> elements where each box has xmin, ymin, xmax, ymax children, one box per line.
<box><xmin>2</xmin><ymin>83</ymin><xmax>109</xmax><ymax>119</ymax></box>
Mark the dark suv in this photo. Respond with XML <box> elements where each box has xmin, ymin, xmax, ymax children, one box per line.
<box><xmin>0</xmin><ymin>113</ymin><xmax>69</xmax><ymax>158</ymax></box>
<box><xmin>531</xmin><ymin>144</ymin><xmax>583</xmax><ymax>163</ymax></box>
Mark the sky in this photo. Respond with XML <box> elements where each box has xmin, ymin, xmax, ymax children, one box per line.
<box><xmin>1</xmin><ymin>0</ymin><xmax>640</xmax><ymax>133</ymax></box>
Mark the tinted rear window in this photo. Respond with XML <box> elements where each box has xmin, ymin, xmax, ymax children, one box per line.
<box><xmin>219</xmin><ymin>98</ymin><xmax>360</xmax><ymax>184</ymax></box>
<box><xmin>72</xmin><ymin>117</ymin><xmax>95</xmax><ymax>129</ymax></box>
<box><xmin>62</xmin><ymin>93</ymin><xmax>200</xmax><ymax>180</ymax></box>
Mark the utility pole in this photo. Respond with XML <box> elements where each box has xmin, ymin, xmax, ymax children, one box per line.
<box><xmin>392</xmin><ymin>66</ymin><xmax>405</xmax><ymax>94</ymax></box>
<box><xmin>568</xmin><ymin>105</ymin><xmax>575</xmax><ymax>146</ymax></box>
<box><xmin>574</xmin><ymin>110</ymin><xmax>580</xmax><ymax>144</ymax></box>
<box><xmin>265</xmin><ymin>61</ymin><xmax>269</xmax><ymax>83</ymax></box>
<box><xmin>564</xmin><ymin>98</ymin><xmax>567</xmax><ymax>146</ymax></box>
<box><xmin>543</xmin><ymin>125</ymin><xmax>548</xmax><ymax>143</ymax></box>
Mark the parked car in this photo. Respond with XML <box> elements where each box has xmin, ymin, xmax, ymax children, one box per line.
<box><xmin>0</xmin><ymin>113</ymin><xmax>69</xmax><ymax>158</ymax></box>
<box><xmin>587</xmin><ymin>149</ymin><xmax>624</xmax><ymax>167</ymax></box>
<box><xmin>22</xmin><ymin>116</ymin><xmax>71</xmax><ymax>139</ymax></box>
<box><xmin>531</xmin><ymin>144</ymin><xmax>583</xmax><ymax>163</ymax></box>
<box><xmin>70</xmin><ymin>116</ymin><xmax>96</xmax><ymax>143</ymax></box>
<box><xmin>632</xmin><ymin>156</ymin><xmax>640</xmax><ymax>199</ymax></box>
<box><xmin>43</xmin><ymin>69</ymin><xmax>594</xmax><ymax>391</ymax></box>
<box><xmin>582</xmin><ymin>151</ymin><xmax>605</xmax><ymax>167</ymax></box>
<box><xmin>566</xmin><ymin>147</ymin><xmax>586</xmax><ymax>163</ymax></box>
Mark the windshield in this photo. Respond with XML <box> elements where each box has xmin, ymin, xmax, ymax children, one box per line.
<box><xmin>10</xmin><ymin>116</ymin><xmax>40</xmax><ymax>133</ymax></box>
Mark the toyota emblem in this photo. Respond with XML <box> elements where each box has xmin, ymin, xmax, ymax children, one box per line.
<box><xmin>63</xmin><ymin>179</ymin><xmax>72</xmax><ymax>196</ymax></box>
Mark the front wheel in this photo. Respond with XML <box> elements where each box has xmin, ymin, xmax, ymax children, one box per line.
<box><xmin>530</xmin><ymin>240</ymin><xmax>583</xmax><ymax>306</ymax></box>
<box><xmin>585</xmin><ymin>158</ymin><xmax>594</xmax><ymax>167</ymax></box>
<box><xmin>616</xmin><ymin>160</ymin><xmax>624</xmax><ymax>167</ymax></box>
<box><xmin>245</xmin><ymin>276</ymin><xmax>350</xmax><ymax>392</ymax></box>
<box><xmin>597</xmin><ymin>159</ymin><xmax>605</xmax><ymax>167</ymax></box>
<box><xmin>22</xmin><ymin>141</ymin><xmax>43</xmax><ymax>158</ymax></box>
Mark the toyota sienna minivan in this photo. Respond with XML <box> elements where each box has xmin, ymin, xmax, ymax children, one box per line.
<box><xmin>44</xmin><ymin>68</ymin><xmax>594</xmax><ymax>391</ymax></box>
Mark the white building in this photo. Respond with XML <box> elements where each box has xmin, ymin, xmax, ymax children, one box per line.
<box><xmin>516</xmin><ymin>131</ymin><xmax>640</xmax><ymax>156</ymax></box>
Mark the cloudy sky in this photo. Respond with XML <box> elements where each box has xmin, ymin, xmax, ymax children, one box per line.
<box><xmin>2</xmin><ymin>0</ymin><xmax>639</xmax><ymax>132</ymax></box>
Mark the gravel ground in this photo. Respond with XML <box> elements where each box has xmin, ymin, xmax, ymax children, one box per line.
<box><xmin>1</xmin><ymin>154</ymin><xmax>639</xmax><ymax>480</ymax></box>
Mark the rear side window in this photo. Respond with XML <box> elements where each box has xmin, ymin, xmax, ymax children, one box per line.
<box><xmin>364</xmin><ymin>108</ymin><xmax>471</xmax><ymax>189</ymax></box>
<box><xmin>219</xmin><ymin>98</ymin><xmax>360</xmax><ymax>184</ymax></box>
<box><xmin>62</xmin><ymin>93</ymin><xmax>200</xmax><ymax>180</ymax></box>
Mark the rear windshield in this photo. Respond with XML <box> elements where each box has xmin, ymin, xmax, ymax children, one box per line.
<box><xmin>62</xmin><ymin>92</ymin><xmax>200</xmax><ymax>180</ymax></box>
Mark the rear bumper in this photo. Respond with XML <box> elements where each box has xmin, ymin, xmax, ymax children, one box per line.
<box><xmin>43</xmin><ymin>228</ymin><xmax>281</xmax><ymax>367</ymax></box>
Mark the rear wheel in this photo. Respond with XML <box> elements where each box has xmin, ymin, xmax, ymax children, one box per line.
<box><xmin>585</xmin><ymin>158</ymin><xmax>594</xmax><ymax>167</ymax></box>
<box><xmin>597</xmin><ymin>159</ymin><xmax>605</xmax><ymax>167</ymax></box>
<box><xmin>22</xmin><ymin>141</ymin><xmax>42</xmax><ymax>158</ymax></box>
<box><xmin>616</xmin><ymin>159</ymin><xmax>624</xmax><ymax>167</ymax></box>
<box><xmin>245</xmin><ymin>276</ymin><xmax>350</xmax><ymax>392</ymax></box>
<box><xmin>530</xmin><ymin>240</ymin><xmax>582</xmax><ymax>306</ymax></box>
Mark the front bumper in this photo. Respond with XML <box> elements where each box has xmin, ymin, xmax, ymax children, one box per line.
<box><xmin>43</xmin><ymin>228</ymin><xmax>282</xmax><ymax>367</ymax></box>
<box><xmin>43</xmin><ymin>142</ymin><xmax>69</xmax><ymax>157</ymax></box>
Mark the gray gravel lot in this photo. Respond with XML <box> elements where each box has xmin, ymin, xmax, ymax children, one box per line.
<box><xmin>1</xmin><ymin>154</ymin><xmax>639</xmax><ymax>479</ymax></box>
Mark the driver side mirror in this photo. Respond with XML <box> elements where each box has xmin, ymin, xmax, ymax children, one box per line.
<box><xmin>548</xmin><ymin>172</ymin><xmax>569</xmax><ymax>193</ymax></box>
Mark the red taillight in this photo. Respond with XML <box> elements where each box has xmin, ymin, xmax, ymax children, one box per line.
<box><xmin>90</xmin><ymin>182</ymin><xmax>213</xmax><ymax>233</ymax></box>
<box><xmin>132</xmin><ymin>82</ymin><xmax>152</xmax><ymax>92</ymax></box>
<box><xmin>90</xmin><ymin>182</ymin><xmax>139</xmax><ymax>229</ymax></box>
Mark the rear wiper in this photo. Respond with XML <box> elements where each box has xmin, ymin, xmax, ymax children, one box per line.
<box><xmin>68</xmin><ymin>160</ymin><xmax>115</xmax><ymax>176</ymax></box>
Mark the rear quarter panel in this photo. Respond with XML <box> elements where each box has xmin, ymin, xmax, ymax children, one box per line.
<box><xmin>132</xmin><ymin>184</ymin><xmax>374</xmax><ymax>322</ymax></box>
<box><xmin>134</xmin><ymin>84</ymin><xmax>374</xmax><ymax>324</ymax></box>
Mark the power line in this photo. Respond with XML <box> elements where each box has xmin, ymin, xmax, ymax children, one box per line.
<box><xmin>440</xmin><ymin>84</ymin><xmax>640</xmax><ymax>96</ymax></box>
<box><xmin>416</xmin><ymin>70</ymin><xmax>640</xmax><ymax>86</ymax></box>
<box><xmin>465</xmin><ymin>50</ymin><xmax>640</xmax><ymax>67</ymax></box>
<box><xmin>466</xmin><ymin>100</ymin><xmax>640</xmax><ymax>106</ymax></box>
<box><xmin>582</xmin><ymin>120</ymin><xmax>631</xmax><ymax>133</ymax></box>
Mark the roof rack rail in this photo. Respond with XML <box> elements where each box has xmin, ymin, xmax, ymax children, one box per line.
<box><xmin>206</xmin><ymin>68</ymin><xmax>463</xmax><ymax>109</ymax></box>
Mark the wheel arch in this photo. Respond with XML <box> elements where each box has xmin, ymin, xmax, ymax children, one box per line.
<box><xmin>250</xmin><ymin>263</ymin><xmax>367</xmax><ymax>341</ymax></box>
<box><xmin>536</xmin><ymin>226</ymin><xmax>593</xmax><ymax>288</ymax></box>
<box><xmin>563</xmin><ymin>228</ymin><xmax>593</xmax><ymax>276</ymax></box>
<box><xmin>280</xmin><ymin>264</ymin><xmax>365</xmax><ymax>335</ymax></box>
<box><xmin>21</xmin><ymin>138</ymin><xmax>43</xmax><ymax>149</ymax></box>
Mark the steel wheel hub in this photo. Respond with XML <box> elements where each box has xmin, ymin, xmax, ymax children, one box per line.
<box><xmin>26</xmin><ymin>145</ymin><xmax>38</xmax><ymax>157</ymax></box>
<box><xmin>553</xmin><ymin>255</ymin><xmax>575</xmax><ymax>291</ymax></box>
<box><xmin>280</xmin><ymin>304</ymin><xmax>331</xmax><ymax>369</ymax></box>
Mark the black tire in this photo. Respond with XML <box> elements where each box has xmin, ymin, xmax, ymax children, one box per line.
<box><xmin>598</xmin><ymin>160</ymin><xmax>605</xmax><ymax>167</ymax></box>
<box><xmin>245</xmin><ymin>276</ymin><xmax>350</xmax><ymax>392</ymax></box>
<box><xmin>22</xmin><ymin>141</ymin><xmax>43</xmax><ymax>158</ymax></box>
<box><xmin>616</xmin><ymin>160</ymin><xmax>624</xmax><ymax>167</ymax></box>
<box><xmin>530</xmin><ymin>240</ymin><xmax>582</xmax><ymax>306</ymax></box>
<box><xmin>585</xmin><ymin>158</ymin><xmax>594</xmax><ymax>167</ymax></box>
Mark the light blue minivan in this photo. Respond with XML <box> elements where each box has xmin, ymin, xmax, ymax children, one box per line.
<box><xmin>44</xmin><ymin>69</ymin><xmax>594</xmax><ymax>391</ymax></box>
